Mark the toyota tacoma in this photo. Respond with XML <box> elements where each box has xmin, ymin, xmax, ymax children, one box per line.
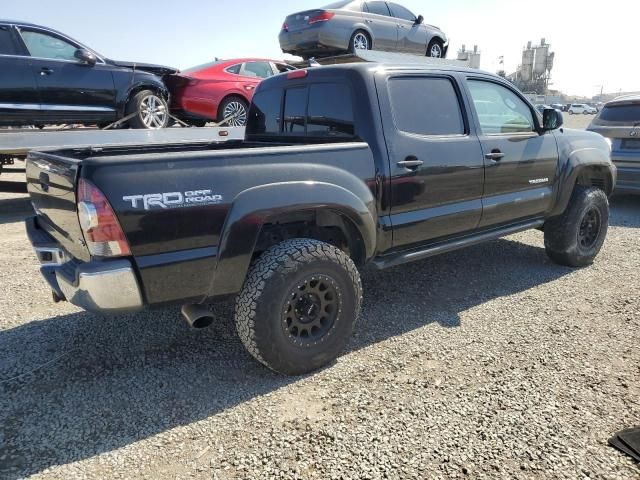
<box><xmin>26</xmin><ymin>63</ymin><xmax>616</xmax><ymax>375</ymax></box>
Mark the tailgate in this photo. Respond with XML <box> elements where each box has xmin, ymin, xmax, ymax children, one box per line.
<box><xmin>26</xmin><ymin>152</ymin><xmax>90</xmax><ymax>262</ymax></box>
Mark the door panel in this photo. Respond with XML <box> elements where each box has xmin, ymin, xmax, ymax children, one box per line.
<box><xmin>396</xmin><ymin>22</ymin><xmax>428</xmax><ymax>54</ymax></box>
<box><xmin>466</xmin><ymin>78</ymin><xmax>559</xmax><ymax>227</ymax></box>
<box><xmin>377</xmin><ymin>74</ymin><xmax>485</xmax><ymax>249</ymax></box>
<box><xmin>387</xmin><ymin>2</ymin><xmax>426</xmax><ymax>53</ymax></box>
<box><xmin>18</xmin><ymin>27</ymin><xmax>117</xmax><ymax>121</ymax></box>
<box><xmin>363</xmin><ymin>2</ymin><xmax>397</xmax><ymax>50</ymax></box>
<box><xmin>0</xmin><ymin>25</ymin><xmax>40</xmax><ymax>123</ymax></box>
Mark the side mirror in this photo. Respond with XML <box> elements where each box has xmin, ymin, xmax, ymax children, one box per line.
<box><xmin>74</xmin><ymin>48</ymin><xmax>96</xmax><ymax>66</ymax></box>
<box><xmin>416</xmin><ymin>15</ymin><xmax>424</xmax><ymax>24</ymax></box>
<box><xmin>543</xmin><ymin>108</ymin><xmax>563</xmax><ymax>131</ymax></box>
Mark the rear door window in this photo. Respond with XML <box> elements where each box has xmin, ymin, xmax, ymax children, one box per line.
<box><xmin>0</xmin><ymin>25</ymin><xmax>19</xmax><ymax>55</ymax></box>
<box><xmin>366</xmin><ymin>1</ymin><xmax>392</xmax><ymax>16</ymax></box>
<box><xmin>241</xmin><ymin>61</ymin><xmax>274</xmax><ymax>79</ymax></box>
<box><xmin>388</xmin><ymin>76</ymin><xmax>465</xmax><ymax>136</ymax></box>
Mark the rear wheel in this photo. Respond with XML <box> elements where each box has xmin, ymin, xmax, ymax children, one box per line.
<box><xmin>234</xmin><ymin>239</ymin><xmax>362</xmax><ymax>375</ymax></box>
<box><xmin>218</xmin><ymin>96</ymin><xmax>249</xmax><ymax>126</ymax></box>
<box><xmin>349</xmin><ymin>30</ymin><xmax>371</xmax><ymax>53</ymax></box>
<box><xmin>544</xmin><ymin>186</ymin><xmax>609</xmax><ymax>267</ymax></box>
<box><xmin>125</xmin><ymin>90</ymin><xmax>169</xmax><ymax>129</ymax></box>
<box><xmin>427</xmin><ymin>39</ymin><xmax>444</xmax><ymax>58</ymax></box>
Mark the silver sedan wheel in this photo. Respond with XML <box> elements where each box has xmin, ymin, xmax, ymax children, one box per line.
<box><xmin>223</xmin><ymin>101</ymin><xmax>248</xmax><ymax>126</ymax></box>
<box><xmin>139</xmin><ymin>94</ymin><xmax>167</xmax><ymax>129</ymax></box>
<box><xmin>430</xmin><ymin>43</ymin><xmax>443</xmax><ymax>58</ymax></box>
<box><xmin>353</xmin><ymin>32</ymin><xmax>369</xmax><ymax>50</ymax></box>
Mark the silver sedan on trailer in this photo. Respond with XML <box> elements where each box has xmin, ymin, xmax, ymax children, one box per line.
<box><xmin>279</xmin><ymin>1</ymin><xmax>448</xmax><ymax>59</ymax></box>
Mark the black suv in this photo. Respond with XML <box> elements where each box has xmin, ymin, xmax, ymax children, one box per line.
<box><xmin>0</xmin><ymin>21</ymin><xmax>177</xmax><ymax>129</ymax></box>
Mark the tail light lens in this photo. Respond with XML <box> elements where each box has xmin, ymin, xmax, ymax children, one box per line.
<box><xmin>309</xmin><ymin>12</ymin><xmax>335</xmax><ymax>24</ymax></box>
<box><xmin>77</xmin><ymin>178</ymin><xmax>131</xmax><ymax>257</ymax></box>
<box><xmin>282</xmin><ymin>22</ymin><xmax>289</xmax><ymax>31</ymax></box>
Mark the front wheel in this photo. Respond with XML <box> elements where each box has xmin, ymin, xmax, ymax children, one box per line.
<box><xmin>544</xmin><ymin>186</ymin><xmax>609</xmax><ymax>267</ymax></box>
<box><xmin>427</xmin><ymin>39</ymin><xmax>444</xmax><ymax>58</ymax></box>
<box><xmin>234</xmin><ymin>239</ymin><xmax>362</xmax><ymax>375</ymax></box>
<box><xmin>125</xmin><ymin>90</ymin><xmax>169</xmax><ymax>129</ymax></box>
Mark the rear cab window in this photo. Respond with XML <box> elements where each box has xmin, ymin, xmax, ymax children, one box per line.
<box><xmin>388</xmin><ymin>76</ymin><xmax>465</xmax><ymax>136</ymax></box>
<box><xmin>0</xmin><ymin>25</ymin><xmax>19</xmax><ymax>55</ymax></box>
<box><xmin>247</xmin><ymin>81</ymin><xmax>356</xmax><ymax>140</ymax></box>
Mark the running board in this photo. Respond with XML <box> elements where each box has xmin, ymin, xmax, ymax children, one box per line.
<box><xmin>372</xmin><ymin>219</ymin><xmax>545</xmax><ymax>270</ymax></box>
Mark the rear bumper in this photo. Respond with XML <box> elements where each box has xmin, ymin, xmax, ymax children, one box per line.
<box><xmin>26</xmin><ymin>216</ymin><xmax>144</xmax><ymax>313</ymax></box>
<box><xmin>279</xmin><ymin>25</ymin><xmax>348</xmax><ymax>55</ymax></box>
<box><xmin>612</xmin><ymin>152</ymin><xmax>640</xmax><ymax>194</ymax></box>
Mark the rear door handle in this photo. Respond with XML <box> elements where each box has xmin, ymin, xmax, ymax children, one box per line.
<box><xmin>397</xmin><ymin>158</ymin><xmax>424</xmax><ymax>170</ymax></box>
<box><xmin>40</xmin><ymin>67</ymin><xmax>54</xmax><ymax>76</ymax></box>
<box><xmin>485</xmin><ymin>150</ymin><xmax>505</xmax><ymax>161</ymax></box>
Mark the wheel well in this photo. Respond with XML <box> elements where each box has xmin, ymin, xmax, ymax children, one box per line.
<box><xmin>126</xmin><ymin>85</ymin><xmax>168</xmax><ymax>108</ymax></box>
<box><xmin>429</xmin><ymin>36</ymin><xmax>445</xmax><ymax>46</ymax></box>
<box><xmin>217</xmin><ymin>94</ymin><xmax>249</xmax><ymax>121</ymax></box>
<box><xmin>352</xmin><ymin>29</ymin><xmax>372</xmax><ymax>47</ymax></box>
<box><xmin>254</xmin><ymin>210</ymin><xmax>366</xmax><ymax>266</ymax></box>
<box><xmin>576</xmin><ymin>166</ymin><xmax>613</xmax><ymax>195</ymax></box>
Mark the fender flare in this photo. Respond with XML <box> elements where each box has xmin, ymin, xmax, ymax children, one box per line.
<box><xmin>208</xmin><ymin>181</ymin><xmax>377</xmax><ymax>297</ymax></box>
<box><xmin>548</xmin><ymin>148</ymin><xmax>615</xmax><ymax>217</ymax></box>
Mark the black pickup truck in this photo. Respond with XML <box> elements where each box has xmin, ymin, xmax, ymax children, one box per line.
<box><xmin>26</xmin><ymin>63</ymin><xmax>615</xmax><ymax>375</ymax></box>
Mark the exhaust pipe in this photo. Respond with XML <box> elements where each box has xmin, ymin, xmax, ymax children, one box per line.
<box><xmin>181</xmin><ymin>304</ymin><xmax>215</xmax><ymax>329</ymax></box>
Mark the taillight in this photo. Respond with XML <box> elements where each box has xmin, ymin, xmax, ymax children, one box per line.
<box><xmin>77</xmin><ymin>178</ymin><xmax>131</xmax><ymax>257</ymax></box>
<box><xmin>282</xmin><ymin>22</ymin><xmax>289</xmax><ymax>31</ymax></box>
<box><xmin>309</xmin><ymin>12</ymin><xmax>334</xmax><ymax>24</ymax></box>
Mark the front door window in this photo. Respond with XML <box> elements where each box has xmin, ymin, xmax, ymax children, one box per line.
<box><xmin>20</xmin><ymin>29</ymin><xmax>78</xmax><ymax>61</ymax></box>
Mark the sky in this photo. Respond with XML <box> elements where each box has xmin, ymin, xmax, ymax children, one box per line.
<box><xmin>3</xmin><ymin>0</ymin><xmax>638</xmax><ymax>97</ymax></box>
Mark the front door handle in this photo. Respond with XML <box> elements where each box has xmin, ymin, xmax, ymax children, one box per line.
<box><xmin>40</xmin><ymin>67</ymin><xmax>54</xmax><ymax>76</ymax></box>
<box><xmin>485</xmin><ymin>150</ymin><xmax>505</xmax><ymax>161</ymax></box>
<box><xmin>397</xmin><ymin>158</ymin><xmax>424</xmax><ymax>170</ymax></box>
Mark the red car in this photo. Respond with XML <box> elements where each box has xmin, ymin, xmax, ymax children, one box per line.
<box><xmin>167</xmin><ymin>58</ymin><xmax>296</xmax><ymax>127</ymax></box>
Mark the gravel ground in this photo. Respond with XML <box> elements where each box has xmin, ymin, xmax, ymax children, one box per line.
<box><xmin>0</xmin><ymin>191</ymin><xmax>639</xmax><ymax>479</ymax></box>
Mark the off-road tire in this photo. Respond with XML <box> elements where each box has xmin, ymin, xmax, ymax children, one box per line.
<box><xmin>125</xmin><ymin>90</ymin><xmax>169</xmax><ymax>129</ymax></box>
<box><xmin>234</xmin><ymin>239</ymin><xmax>362</xmax><ymax>375</ymax></box>
<box><xmin>544</xmin><ymin>186</ymin><xmax>609</xmax><ymax>267</ymax></box>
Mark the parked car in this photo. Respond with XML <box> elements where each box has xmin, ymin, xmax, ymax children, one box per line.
<box><xmin>279</xmin><ymin>1</ymin><xmax>448</xmax><ymax>59</ymax></box>
<box><xmin>568</xmin><ymin>103</ymin><xmax>597</xmax><ymax>115</ymax></box>
<box><xmin>26</xmin><ymin>62</ymin><xmax>615</xmax><ymax>375</ymax></box>
<box><xmin>166</xmin><ymin>59</ymin><xmax>295</xmax><ymax>127</ymax></box>
<box><xmin>0</xmin><ymin>21</ymin><xmax>177</xmax><ymax>129</ymax></box>
<box><xmin>551</xmin><ymin>103</ymin><xmax>564</xmax><ymax>112</ymax></box>
<box><xmin>588</xmin><ymin>94</ymin><xmax>640</xmax><ymax>193</ymax></box>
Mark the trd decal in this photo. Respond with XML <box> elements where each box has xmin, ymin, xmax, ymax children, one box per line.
<box><xmin>123</xmin><ymin>190</ymin><xmax>223</xmax><ymax>210</ymax></box>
